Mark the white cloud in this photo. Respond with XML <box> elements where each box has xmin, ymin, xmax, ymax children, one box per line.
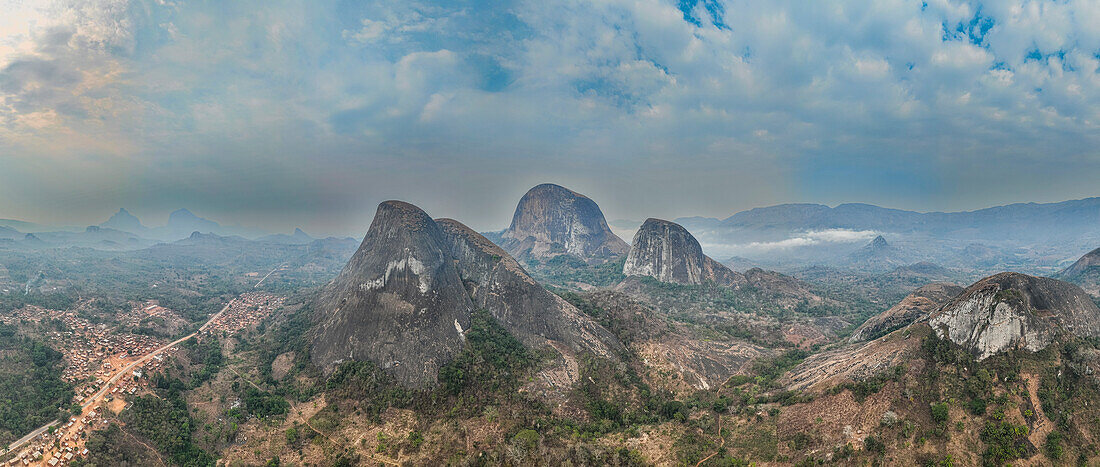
<box><xmin>716</xmin><ymin>229</ymin><xmax>881</xmax><ymax>254</ymax></box>
<box><xmin>3</xmin><ymin>0</ymin><xmax>1100</xmax><ymax>232</ymax></box>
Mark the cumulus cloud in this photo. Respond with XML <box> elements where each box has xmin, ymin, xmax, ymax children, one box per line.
<box><xmin>1</xmin><ymin>0</ymin><xmax>1099</xmax><ymax>234</ymax></box>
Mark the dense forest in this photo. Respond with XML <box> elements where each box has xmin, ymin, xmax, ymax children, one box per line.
<box><xmin>0</xmin><ymin>323</ymin><xmax>73</xmax><ymax>446</ymax></box>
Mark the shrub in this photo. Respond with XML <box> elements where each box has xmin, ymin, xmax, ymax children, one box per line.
<box><xmin>864</xmin><ymin>435</ymin><xmax>885</xmax><ymax>455</ymax></box>
<box><xmin>966</xmin><ymin>398</ymin><xmax>987</xmax><ymax>416</ymax></box>
<box><xmin>980</xmin><ymin>421</ymin><xmax>1029</xmax><ymax>465</ymax></box>
<box><xmin>1044</xmin><ymin>431</ymin><xmax>1063</xmax><ymax>460</ymax></box>
<box><xmin>930</xmin><ymin>402</ymin><xmax>950</xmax><ymax>425</ymax></box>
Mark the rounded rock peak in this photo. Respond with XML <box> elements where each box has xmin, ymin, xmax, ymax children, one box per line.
<box><xmin>502</xmin><ymin>183</ymin><xmax>627</xmax><ymax>260</ymax></box>
<box><xmin>509</xmin><ymin>184</ymin><xmax>600</xmax><ymax>221</ymax></box>
<box><xmin>373</xmin><ymin>200</ymin><xmax>436</xmax><ymax>232</ymax></box>
<box><xmin>633</xmin><ymin>219</ymin><xmax>699</xmax><ymax>246</ymax></box>
<box><xmin>377</xmin><ymin>199</ymin><xmax>427</xmax><ymax>213</ymax></box>
<box><xmin>638</xmin><ymin>218</ymin><xmax>682</xmax><ymax>230</ymax></box>
<box><xmin>624</xmin><ymin>217</ymin><xmax>711</xmax><ymax>285</ymax></box>
<box><xmin>524</xmin><ymin>183</ymin><xmax>587</xmax><ymax>199</ymax></box>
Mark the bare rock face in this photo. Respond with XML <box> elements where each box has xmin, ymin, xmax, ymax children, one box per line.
<box><xmin>500</xmin><ymin>184</ymin><xmax>629</xmax><ymax>262</ymax></box>
<box><xmin>312</xmin><ymin>201</ymin><xmax>623</xmax><ymax>389</ymax></box>
<box><xmin>622</xmin><ymin>218</ymin><xmax>744</xmax><ymax>287</ymax></box>
<box><xmin>849</xmin><ymin>282</ymin><xmax>964</xmax><ymax>343</ymax></box>
<box><xmin>312</xmin><ymin>201</ymin><xmax>473</xmax><ymax>388</ymax></box>
<box><xmin>928</xmin><ymin>272</ymin><xmax>1100</xmax><ymax>360</ymax></box>
<box><xmin>1058</xmin><ymin>247</ymin><xmax>1100</xmax><ymax>297</ymax></box>
<box><xmin>435</xmin><ymin>218</ymin><xmax>623</xmax><ymax>360</ymax></box>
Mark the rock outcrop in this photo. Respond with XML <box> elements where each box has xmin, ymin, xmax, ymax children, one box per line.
<box><xmin>928</xmin><ymin>272</ymin><xmax>1100</xmax><ymax>360</ymax></box>
<box><xmin>847</xmin><ymin>235</ymin><xmax>904</xmax><ymax>268</ymax></box>
<box><xmin>622</xmin><ymin>218</ymin><xmax>744</xmax><ymax>287</ymax></box>
<box><xmin>312</xmin><ymin>201</ymin><xmax>622</xmax><ymax>388</ymax></box>
<box><xmin>849</xmin><ymin>282</ymin><xmax>963</xmax><ymax>343</ymax></box>
<box><xmin>311</xmin><ymin>201</ymin><xmax>473</xmax><ymax>388</ymax></box>
<box><xmin>1057</xmin><ymin>247</ymin><xmax>1100</xmax><ymax>297</ymax></box>
<box><xmin>500</xmin><ymin>184</ymin><xmax>628</xmax><ymax>262</ymax></box>
<box><xmin>435</xmin><ymin>218</ymin><xmax>622</xmax><ymax>359</ymax></box>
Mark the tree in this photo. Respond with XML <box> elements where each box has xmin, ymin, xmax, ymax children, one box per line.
<box><xmin>931</xmin><ymin>402</ymin><xmax>950</xmax><ymax>425</ymax></box>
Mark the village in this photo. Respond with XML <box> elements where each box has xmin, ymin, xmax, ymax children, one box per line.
<box><xmin>1</xmin><ymin>292</ymin><xmax>284</xmax><ymax>466</ymax></box>
<box><xmin>199</xmin><ymin>292</ymin><xmax>285</xmax><ymax>336</ymax></box>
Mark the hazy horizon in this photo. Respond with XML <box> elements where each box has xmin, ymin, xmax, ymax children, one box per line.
<box><xmin>5</xmin><ymin>191</ymin><xmax>1100</xmax><ymax>242</ymax></box>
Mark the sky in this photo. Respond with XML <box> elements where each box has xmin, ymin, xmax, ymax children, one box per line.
<box><xmin>1</xmin><ymin>0</ymin><xmax>1099</xmax><ymax>236</ymax></box>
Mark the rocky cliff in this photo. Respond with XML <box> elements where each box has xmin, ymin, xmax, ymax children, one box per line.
<box><xmin>312</xmin><ymin>201</ymin><xmax>622</xmax><ymax>388</ymax></box>
<box><xmin>1057</xmin><ymin>247</ymin><xmax>1100</xmax><ymax>297</ymax></box>
<box><xmin>848</xmin><ymin>282</ymin><xmax>963</xmax><ymax>342</ymax></box>
<box><xmin>435</xmin><ymin>218</ymin><xmax>622</xmax><ymax>359</ymax></box>
<box><xmin>500</xmin><ymin>184</ymin><xmax>628</xmax><ymax>262</ymax></box>
<box><xmin>622</xmin><ymin>218</ymin><xmax>744</xmax><ymax>287</ymax></box>
<box><xmin>928</xmin><ymin>272</ymin><xmax>1100</xmax><ymax>360</ymax></box>
<box><xmin>311</xmin><ymin>201</ymin><xmax>473</xmax><ymax>388</ymax></box>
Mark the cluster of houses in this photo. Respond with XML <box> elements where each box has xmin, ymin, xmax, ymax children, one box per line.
<box><xmin>202</xmin><ymin>292</ymin><xmax>285</xmax><ymax>335</ymax></box>
<box><xmin>1</xmin><ymin>305</ymin><xmax>166</xmax><ymax>385</ymax></box>
<box><xmin>0</xmin><ymin>305</ymin><xmax>178</xmax><ymax>466</ymax></box>
<box><xmin>118</xmin><ymin>301</ymin><xmax>175</xmax><ymax>329</ymax></box>
<box><xmin>5</xmin><ymin>412</ymin><xmax>104</xmax><ymax>467</ymax></box>
<box><xmin>2</xmin><ymin>293</ymin><xmax>287</xmax><ymax>466</ymax></box>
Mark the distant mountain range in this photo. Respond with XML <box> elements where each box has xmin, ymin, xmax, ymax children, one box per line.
<box><xmin>100</xmin><ymin>207</ymin><xmax>316</xmax><ymax>243</ymax></box>
<box><xmin>3</xmin><ymin>196</ymin><xmax>1100</xmax><ymax>272</ymax></box>
<box><xmin>679</xmin><ymin>198</ymin><xmax>1100</xmax><ymax>235</ymax></box>
<box><xmin>675</xmin><ymin>198</ymin><xmax>1100</xmax><ymax>274</ymax></box>
<box><xmin>100</xmin><ymin>208</ymin><xmax>273</xmax><ymax>241</ymax></box>
<box><xmin>0</xmin><ymin>208</ymin><xmax>333</xmax><ymax>251</ymax></box>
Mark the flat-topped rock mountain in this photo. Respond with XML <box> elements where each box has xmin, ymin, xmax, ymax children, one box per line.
<box><xmin>500</xmin><ymin>184</ymin><xmax>628</xmax><ymax>262</ymax></box>
<box><xmin>1058</xmin><ymin>247</ymin><xmax>1100</xmax><ymax>296</ymax></box>
<box><xmin>312</xmin><ymin>200</ymin><xmax>622</xmax><ymax>388</ymax></box>
<box><xmin>849</xmin><ymin>282</ymin><xmax>963</xmax><ymax>342</ymax></box>
<box><xmin>928</xmin><ymin>272</ymin><xmax>1100</xmax><ymax>360</ymax></box>
<box><xmin>622</xmin><ymin>218</ymin><xmax>744</xmax><ymax>287</ymax></box>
